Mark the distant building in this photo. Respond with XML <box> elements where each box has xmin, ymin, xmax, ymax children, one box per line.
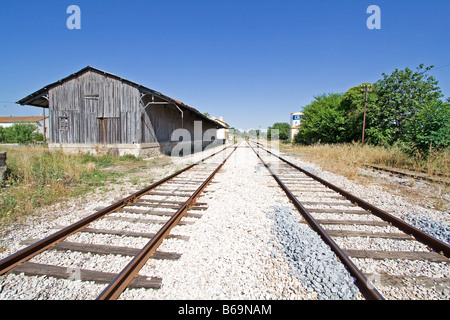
<box><xmin>212</xmin><ymin>117</ymin><xmax>230</xmax><ymax>142</ymax></box>
<box><xmin>290</xmin><ymin>112</ymin><xmax>303</xmax><ymax>142</ymax></box>
<box><xmin>16</xmin><ymin>66</ymin><xmax>226</xmax><ymax>157</ymax></box>
<box><xmin>0</xmin><ymin>116</ymin><xmax>49</xmax><ymax>140</ymax></box>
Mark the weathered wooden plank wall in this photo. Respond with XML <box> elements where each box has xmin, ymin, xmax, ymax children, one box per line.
<box><xmin>46</xmin><ymin>68</ymin><xmax>218</xmax><ymax>149</ymax></box>
<box><xmin>48</xmin><ymin>69</ymin><xmax>153</xmax><ymax>145</ymax></box>
<box><xmin>145</xmin><ymin>104</ymin><xmax>218</xmax><ymax>143</ymax></box>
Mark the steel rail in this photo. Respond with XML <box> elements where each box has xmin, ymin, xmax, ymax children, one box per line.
<box><xmin>253</xmin><ymin>141</ymin><xmax>450</xmax><ymax>258</ymax></box>
<box><xmin>0</xmin><ymin>145</ymin><xmax>233</xmax><ymax>277</ymax></box>
<box><xmin>96</xmin><ymin>144</ymin><xmax>239</xmax><ymax>300</ymax></box>
<box><xmin>248</xmin><ymin>141</ymin><xmax>384</xmax><ymax>300</ymax></box>
<box><xmin>367</xmin><ymin>165</ymin><xmax>449</xmax><ymax>185</ymax></box>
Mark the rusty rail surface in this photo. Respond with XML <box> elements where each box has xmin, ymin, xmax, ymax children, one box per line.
<box><xmin>253</xmin><ymin>141</ymin><xmax>450</xmax><ymax>258</ymax></box>
<box><xmin>367</xmin><ymin>165</ymin><xmax>449</xmax><ymax>186</ymax></box>
<box><xmin>0</xmin><ymin>145</ymin><xmax>234</xmax><ymax>278</ymax></box>
<box><xmin>97</xmin><ymin>144</ymin><xmax>239</xmax><ymax>300</ymax></box>
<box><xmin>247</xmin><ymin>141</ymin><xmax>385</xmax><ymax>300</ymax></box>
<box><xmin>250</xmin><ymin>140</ymin><xmax>450</xmax><ymax>299</ymax></box>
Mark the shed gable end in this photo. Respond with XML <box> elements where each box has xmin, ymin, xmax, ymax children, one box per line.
<box><xmin>48</xmin><ymin>70</ymin><xmax>143</xmax><ymax>144</ymax></box>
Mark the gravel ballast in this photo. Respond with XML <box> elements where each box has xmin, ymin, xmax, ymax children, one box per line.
<box><xmin>268</xmin><ymin>206</ymin><xmax>359</xmax><ymax>299</ymax></box>
<box><xmin>1</xmin><ymin>143</ymin><xmax>448</xmax><ymax>300</ymax></box>
<box><xmin>118</xmin><ymin>145</ymin><xmax>362</xmax><ymax>300</ymax></box>
<box><xmin>277</xmin><ymin>148</ymin><xmax>450</xmax><ymax>300</ymax></box>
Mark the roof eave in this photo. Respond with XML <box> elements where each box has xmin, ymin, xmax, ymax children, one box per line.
<box><xmin>16</xmin><ymin>89</ymin><xmax>49</xmax><ymax>108</ymax></box>
<box><xmin>138</xmin><ymin>87</ymin><xmax>225</xmax><ymax>128</ymax></box>
<box><xmin>16</xmin><ymin>66</ymin><xmax>94</xmax><ymax>108</ymax></box>
<box><xmin>15</xmin><ymin>66</ymin><xmax>225</xmax><ymax>128</ymax></box>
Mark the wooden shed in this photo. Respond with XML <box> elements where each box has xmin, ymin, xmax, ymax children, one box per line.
<box><xmin>17</xmin><ymin>66</ymin><xmax>225</xmax><ymax>157</ymax></box>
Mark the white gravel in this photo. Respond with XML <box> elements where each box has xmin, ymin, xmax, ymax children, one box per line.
<box><xmin>0</xmin><ymin>145</ymin><xmax>227</xmax><ymax>300</ymax></box>
<box><xmin>1</xmin><ymin>142</ymin><xmax>448</xmax><ymax>300</ymax></box>
<box><xmin>267</xmin><ymin>145</ymin><xmax>450</xmax><ymax>300</ymax></box>
<box><xmin>119</xmin><ymin>144</ymin><xmax>320</xmax><ymax>300</ymax></box>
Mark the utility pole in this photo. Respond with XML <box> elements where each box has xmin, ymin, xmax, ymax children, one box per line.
<box><xmin>43</xmin><ymin>107</ymin><xmax>47</xmax><ymax>143</ymax></box>
<box><xmin>361</xmin><ymin>84</ymin><xmax>372</xmax><ymax>147</ymax></box>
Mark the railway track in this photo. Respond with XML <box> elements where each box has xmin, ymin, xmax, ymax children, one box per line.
<box><xmin>0</xmin><ymin>143</ymin><xmax>238</xmax><ymax>300</ymax></box>
<box><xmin>248</xmin><ymin>141</ymin><xmax>450</xmax><ymax>300</ymax></box>
<box><xmin>1</xmin><ymin>141</ymin><xmax>448</xmax><ymax>300</ymax></box>
<box><xmin>366</xmin><ymin>165</ymin><xmax>450</xmax><ymax>186</ymax></box>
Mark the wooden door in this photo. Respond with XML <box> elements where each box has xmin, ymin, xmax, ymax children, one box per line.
<box><xmin>97</xmin><ymin>118</ymin><xmax>121</xmax><ymax>144</ymax></box>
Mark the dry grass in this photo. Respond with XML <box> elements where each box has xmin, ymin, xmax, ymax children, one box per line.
<box><xmin>0</xmin><ymin>145</ymin><xmax>141</xmax><ymax>225</ymax></box>
<box><xmin>282</xmin><ymin>142</ymin><xmax>449</xmax><ymax>180</ymax></box>
<box><xmin>5</xmin><ymin>145</ymin><xmax>96</xmax><ymax>185</ymax></box>
<box><xmin>281</xmin><ymin>142</ymin><xmax>449</xmax><ymax>211</ymax></box>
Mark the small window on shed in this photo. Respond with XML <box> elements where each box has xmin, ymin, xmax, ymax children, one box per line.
<box><xmin>59</xmin><ymin>117</ymin><xmax>69</xmax><ymax>130</ymax></box>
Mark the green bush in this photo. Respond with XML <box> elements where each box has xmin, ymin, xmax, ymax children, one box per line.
<box><xmin>267</xmin><ymin>122</ymin><xmax>290</xmax><ymax>142</ymax></box>
<box><xmin>0</xmin><ymin>123</ymin><xmax>40</xmax><ymax>143</ymax></box>
<box><xmin>294</xmin><ymin>93</ymin><xmax>344</xmax><ymax>144</ymax></box>
<box><xmin>370</xmin><ymin>64</ymin><xmax>449</xmax><ymax>154</ymax></box>
<box><xmin>293</xmin><ymin>64</ymin><xmax>449</xmax><ymax>156</ymax></box>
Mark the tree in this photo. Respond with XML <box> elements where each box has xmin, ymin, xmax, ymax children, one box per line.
<box><xmin>291</xmin><ymin>64</ymin><xmax>449</xmax><ymax>154</ymax></box>
<box><xmin>403</xmin><ymin>99</ymin><xmax>449</xmax><ymax>153</ymax></box>
<box><xmin>267</xmin><ymin>122</ymin><xmax>290</xmax><ymax>142</ymax></box>
<box><xmin>247</xmin><ymin>129</ymin><xmax>258</xmax><ymax>139</ymax></box>
<box><xmin>0</xmin><ymin>123</ymin><xmax>41</xmax><ymax>143</ymax></box>
<box><xmin>372</xmin><ymin>64</ymin><xmax>449</xmax><ymax>153</ymax></box>
<box><xmin>229</xmin><ymin>127</ymin><xmax>245</xmax><ymax>138</ymax></box>
<box><xmin>340</xmin><ymin>83</ymin><xmax>378</xmax><ymax>143</ymax></box>
<box><xmin>293</xmin><ymin>93</ymin><xmax>344</xmax><ymax>144</ymax></box>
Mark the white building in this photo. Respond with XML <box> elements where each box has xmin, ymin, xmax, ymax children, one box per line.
<box><xmin>290</xmin><ymin>112</ymin><xmax>303</xmax><ymax>142</ymax></box>
<box><xmin>0</xmin><ymin>116</ymin><xmax>49</xmax><ymax>140</ymax></box>
<box><xmin>212</xmin><ymin>117</ymin><xmax>230</xmax><ymax>142</ymax></box>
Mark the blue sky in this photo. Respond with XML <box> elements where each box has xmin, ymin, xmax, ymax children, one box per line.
<box><xmin>0</xmin><ymin>0</ymin><xmax>449</xmax><ymax>131</ymax></box>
